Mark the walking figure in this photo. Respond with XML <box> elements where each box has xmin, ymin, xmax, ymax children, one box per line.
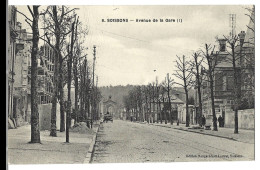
<box><xmin>218</xmin><ymin>115</ymin><xmax>222</xmax><ymax>127</ymax></box>
<box><xmin>201</xmin><ymin>115</ymin><xmax>206</xmax><ymax>127</ymax></box>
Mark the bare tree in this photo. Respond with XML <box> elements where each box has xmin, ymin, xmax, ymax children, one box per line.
<box><xmin>222</xmin><ymin>33</ymin><xmax>247</xmax><ymax>134</ymax></box>
<box><xmin>155</xmin><ymin>78</ymin><xmax>160</xmax><ymax>123</ymax></box>
<box><xmin>41</xmin><ymin>6</ymin><xmax>78</xmax><ymax>136</ymax></box>
<box><xmin>147</xmin><ymin>83</ymin><xmax>154</xmax><ymax>123</ymax></box>
<box><xmin>161</xmin><ymin>73</ymin><xmax>174</xmax><ymax>125</ymax></box>
<box><xmin>245</xmin><ymin>6</ymin><xmax>255</xmax><ymax>34</ymax></box>
<box><xmin>200</xmin><ymin>44</ymin><xmax>218</xmax><ymax>131</ymax></box>
<box><xmin>66</xmin><ymin>15</ymin><xmax>79</xmax><ymax>142</ymax></box>
<box><xmin>189</xmin><ymin>52</ymin><xmax>204</xmax><ymax>126</ymax></box>
<box><xmin>226</xmin><ymin>35</ymin><xmax>240</xmax><ymax>134</ymax></box>
<box><xmin>29</xmin><ymin>6</ymin><xmax>41</xmax><ymax>143</ymax></box>
<box><xmin>157</xmin><ymin>83</ymin><xmax>164</xmax><ymax>124</ymax></box>
<box><xmin>173</xmin><ymin>55</ymin><xmax>193</xmax><ymax>127</ymax></box>
<box><xmin>158</xmin><ymin>83</ymin><xmax>166</xmax><ymax>124</ymax></box>
<box><xmin>242</xmin><ymin>6</ymin><xmax>255</xmax><ymax>109</ymax></box>
<box><xmin>71</xmin><ymin>18</ymin><xmax>86</xmax><ymax>123</ymax></box>
<box><xmin>142</xmin><ymin>86</ymin><xmax>149</xmax><ymax>122</ymax></box>
<box><xmin>16</xmin><ymin>5</ymin><xmax>42</xmax><ymax>143</ymax></box>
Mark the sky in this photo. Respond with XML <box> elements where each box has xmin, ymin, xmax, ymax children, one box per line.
<box><xmin>15</xmin><ymin>5</ymin><xmax>252</xmax><ymax>87</ymax></box>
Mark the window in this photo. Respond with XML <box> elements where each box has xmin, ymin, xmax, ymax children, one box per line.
<box><xmin>22</xmin><ymin>77</ymin><xmax>27</xmax><ymax>85</ymax></box>
<box><xmin>220</xmin><ymin>44</ymin><xmax>226</xmax><ymax>51</ymax></box>
<box><xmin>215</xmin><ymin>73</ymin><xmax>223</xmax><ymax>91</ymax></box>
<box><xmin>223</xmin><ymin>75</ymin><xmax>227</xmax><ymax>91</ymax></box>
<box><xmin>227</xmin><ymin>76</ymin><xmax>234</xmax><ymax>90</ymax></box>
<box><xmin>41</xmin><ymin>96</ymin><xmax>44</xmax><ymax>104</ymax></box>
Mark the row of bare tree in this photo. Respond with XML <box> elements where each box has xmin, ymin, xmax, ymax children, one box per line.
<box><xmin>17</xmin><ymin>5</ymin><xmax>102</xmax><ymax>143</ymax></box>
<box><xmin>123</xmin><ymin>6</ymin><xmax>254</xmax><ymax>133</ymax></box>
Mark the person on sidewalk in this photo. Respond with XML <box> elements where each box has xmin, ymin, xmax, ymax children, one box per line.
<box><xmin>218</xmin><ymin>115</ymin><xmax>223</xmax><ymax>127</ymax></box>
<box><xmin>202</xmin><ymin>115</ymin><xmax>206</xmax><ymax>127</ymax></box>
<box><xmin>221</xmin><ymin>116</ymin><xmax>224</xmax><ymax>127</ymax></box>
<box><xmin>218</xmin><ymin>115</ymin><xmax>221</xmax><ymax>127</ymax></box>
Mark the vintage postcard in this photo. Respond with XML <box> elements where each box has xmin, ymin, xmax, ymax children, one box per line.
<box><xmin>7</xmin><ymin>3</ymin><xmax>255</xmax><ymax>167</ymax></box>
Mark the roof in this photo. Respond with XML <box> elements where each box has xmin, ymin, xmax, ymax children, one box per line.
<box><xmin>157</xmin><ymin>94</ymin><xmax>185</xmax><ymax>104</ymax></box>
<box><xmin>213</xmin><ymin>48</ymin><xmax>242</xmax><ymax>69</ymax></box>
<box><xmin>103</xmin><ymin>98</ymin><xmax>117</xmax><ymax>105</ymax></box>
<box><xmin>215</xmin><ymin>51</ymin><xmax>234</xmax><ymax>68</ymax></box>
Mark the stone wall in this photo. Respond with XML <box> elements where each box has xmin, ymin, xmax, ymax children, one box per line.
<box><xmin>178</xmin><ymin>105</ymin><xmax>195</xmax><ymax>124</ymax></box>
<box><xmin>224</xmin><ymin>109</ymin><xmax>254</xmax><ymax>130</ymax></box>
<box><xmin>39</xmin><ymin>103</ymin><xmax>60</xmax><ymax>131</ymax></box>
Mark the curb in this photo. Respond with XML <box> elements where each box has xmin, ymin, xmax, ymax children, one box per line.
<box><xmin>146</xmin><ymin>123</ymin><xmax>238</xmax><ymax>142</ymax></box>
<box><xmin>83</xmin><ymin>123</ymin><xmax>100</xmax><ymax>164</ymax></box>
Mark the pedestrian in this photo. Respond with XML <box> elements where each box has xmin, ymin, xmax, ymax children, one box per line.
<box><xmin>221</xmin><ymin>116</ymin><xmax>224</xmax><ymax>127</ymax></box>
<box><xmin>201</xmin><ymin>115</ymin><xmax>206</xmax><ymax>127</ymax></box>
<box><xmin>218</xmin><ymin>115</ymin><xmax>222</xmax><ymax>127</ymax></box>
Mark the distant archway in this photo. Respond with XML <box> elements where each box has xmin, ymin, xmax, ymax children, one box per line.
<box><xmin>103</xmin><ymin>95</ymin><xmax>117</xmax><ymax>116</ymax></box>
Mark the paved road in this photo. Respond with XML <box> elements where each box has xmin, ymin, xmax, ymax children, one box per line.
<box><xmin>91</xmin><ymin>120</ymin><xmax>254</xmax><ymax>163</ymax></box>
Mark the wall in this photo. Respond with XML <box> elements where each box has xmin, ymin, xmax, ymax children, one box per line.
<box><xmin>178</xmin><ymin>105</ymin><xmax>195</xmax><ymax>124</ymax></box>
<box><xmin>39</xmin><ymin>103</ymin><xmax>60</xmax><ymax>131</ymax></box>
<box><xmin>224</xmin><ymin>109</ymin><xmax>254</xmax><ymax>130</ymax></box>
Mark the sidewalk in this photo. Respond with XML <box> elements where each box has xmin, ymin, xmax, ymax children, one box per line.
<box><xmin>8</xmin><ymin>122</ymin><xmax>100</xmax><ymax>164</ymax></box>
<box><xmin>138</xmin><ymin>121</ymin><xmax>254</xmax><ymax>144</ymax></box>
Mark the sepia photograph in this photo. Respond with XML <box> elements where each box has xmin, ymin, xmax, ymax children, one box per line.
<box><xmin>7</xmin><ymin>1</ymin><xmax>256</xmax><ymax>168</ymax></box>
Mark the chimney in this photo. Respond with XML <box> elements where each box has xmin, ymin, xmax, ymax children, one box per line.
<box><xmin>218</xmin><ymin>39</ymin><xmax>227</xmax><ymax>52</ymax></box>
<box><xmin>238</xmin><ymin>31</ymin><xmax>246</xmax><ymax>45</ymax></box>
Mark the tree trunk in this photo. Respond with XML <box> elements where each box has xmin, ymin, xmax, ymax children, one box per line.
<box><xmin>66</xmin><ymin>21</ymin><xmax>75</xmax><ymax>142</ymax></box>
<box><xmin>194</xmin><ymin>53</ymin><xmax>203</xmax><ymax>126</ymax></box>
<box><xmin>231</xmin><ymin>44</ymin><xmax>240</xmax><ymax>134</ymax></box>
<box><xmin>79</xmin><ymin>69</ymin><xmax>84</xmax><ymax>122</ymax></box>
<box><xmin>149</xmin><ymin>99</ymin><xmax>152</xmax><ymax>123</ymax></box>
<box><xmin>159</xmin><ymin>100</ymin><xmax>162</xmax><ymax>124</ymax></box>
<box><xmin>30</xmin><ymin>6</ymin><xmax>41</xmax><ymax>143</ymax></box>
<box><xmin>209</xmin><ymin>72</ymin><xmax>218</xmax><ymax>131</ymax></box>
<box><xmin>59</xmin><ymin>60</ymin><xmax>65</xmax><ymax>132</ymax></box>
<box><xmin>182</xmin><ymin>56</ymin><xmax>189</xmax><ymax>127</ymax></box>
<box><xmin>185</xmin><ymin>88</ymin><xmax>189</xmax><ymax>127</ymax></box>
<box><xmin>167</xmin><ymin>73</ymin><xmax>172</xmax><ymax>125</ymax></box>
<box><xmin>156</xmin><ymin>100</ymin><xmax>159</xmax><ymax>123</ymax></box>
<box><xmin>66</xmin><ymin>76</ymin><xmax>71</xmax><ymax>143</ymax></box>
<box><xmin>50</xmin><ymin>6</ymin><xmax>60</xmax><ymax>137</ymax></box>
<box><xmin>163</xmin><ymin>97</ymin><xmax>167</xmax><ymax>124</ymax></box>
<box><xmin>197</xmin><ymin>85</ymin><xmax>203</xmax><ymax>126</ymax></box>
<box><xmin>74</xmin><ymin>59</ymin><xmax>78</xmax><ymax>123</ymax></box>
<box><xmin>167</xmin><ymin>95</ymin><xmax>172</xmax><ymax>125</ymax></box>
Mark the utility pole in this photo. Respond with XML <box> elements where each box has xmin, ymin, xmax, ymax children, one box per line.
<box><xmin>91</xmin><ymin>45</ymin><xmax>96</xmax><ymax>128</ymax></box>
<box><xmin>96</xmin><ymin>76</ymin><xmax>98</xmax><ymax>120</ymax></box>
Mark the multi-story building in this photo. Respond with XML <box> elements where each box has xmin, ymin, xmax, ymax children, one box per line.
<box><xmin>8</xmin><ymin>6</ymin><xmax>19</xmax><ymax>123</ymax></box>
<box><xmin>197</xmin><ymin>8</ymin><xmax>255</xmax><ymax>128</ymax></box>
<box><xmin>12</xmin><ymin>22</ymin><xmax>32</xmax><ymax>125</ymax></box>
<box><xmin>26</xmin><ymin>43</ymin><xmax>57</xmax><ymax>130</ymax></box>
<box><xmin>8</xmin><ymin>19</ymin><xmax>56</xmax><ymax>127</ymax></box>
<box><xmin>27</xmin><ymin>44</ymin><xmax>55</xmax><ymax>111</ymax></box>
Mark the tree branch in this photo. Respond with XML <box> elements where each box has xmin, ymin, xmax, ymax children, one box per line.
<box><xmin>27</xmin><ymin>5</ymin><xmax>35</xmax><ymax>18</ymax></box>
<box><xmin>16</xmin><ymin>9</ymin><xmax>33</xmax><ymax>22</ymax></box>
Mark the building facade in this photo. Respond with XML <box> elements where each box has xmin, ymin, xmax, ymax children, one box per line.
<box><xmin>8</xmin><ymin>5</ymin><xmax>18</xmax><ymax>125</ymax></box>
<box><xmin>198</xmin><ymin>8</ymin><xmax>255</xmax><ymax>128</ymax></box>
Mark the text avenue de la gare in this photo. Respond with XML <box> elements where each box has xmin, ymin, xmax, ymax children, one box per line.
<box><xmin>102</xmin><ymin>18</ymin><xmax>183</xmax><ymax>23</ymax></box>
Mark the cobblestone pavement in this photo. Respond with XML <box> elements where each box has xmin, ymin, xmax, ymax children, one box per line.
<box><xmin>91</xmin><ymin>120</ymin><xmax>254</xmax><ymax>163</ymax></box>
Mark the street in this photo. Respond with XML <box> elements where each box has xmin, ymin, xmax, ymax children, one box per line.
<box><xmin>91</xmin><ymin>120</ymin><xmax>254</xmax><ymax>163</ymax></box>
